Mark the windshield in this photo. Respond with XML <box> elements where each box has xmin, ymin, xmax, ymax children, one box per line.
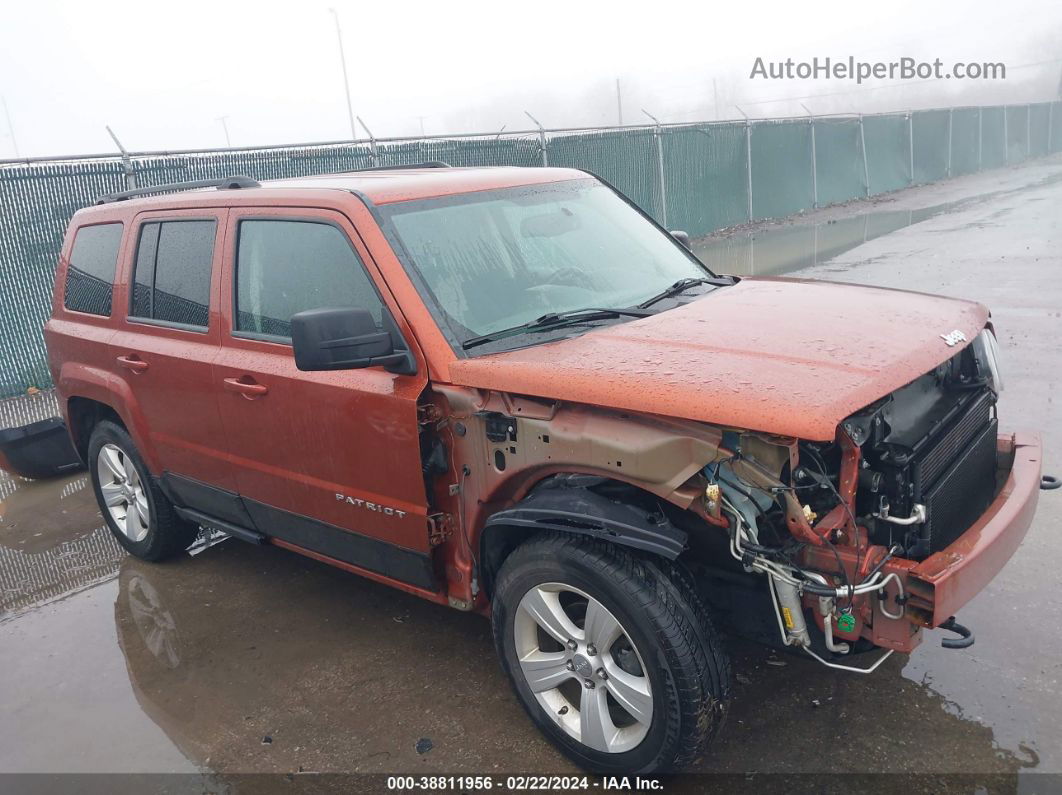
<box><xmin>379</xmin><ymin>179</ymin><xmax>717</xmax><ymax>349</ymax></box>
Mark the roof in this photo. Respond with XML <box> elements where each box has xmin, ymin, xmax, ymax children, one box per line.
<box><xmin>85</xmin><ymin>166</ymin><xmax>587</xmax><ymax>213</ymax></box>
<box><xmin>267</xmin><ymin>166</ymin><xmax>586</xmax><ymax>204</ymax></box>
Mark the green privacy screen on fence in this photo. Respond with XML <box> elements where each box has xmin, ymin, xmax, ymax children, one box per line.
<box><xmin>750</xmin><ymin>119</ymin><xmax>815</xmax><ymax>219</ymax></box>
<box><xmin>1</xmin><ymin>101</ymin><xmax>1060</xmax><ymax>397</ymax></box>
<box><xmin>950</xmin><ymin>108</ymin><xmax>980</xmax><ymax>176</ymax></box>
<box><xmin>912</xmin><ymin>109</ymin><xmax>951</xmax><ymax>183</ymax></box>
<box><xmin>861</xmin><ymin>114</ymin><xmax>911</xmax><ymax>195</ymax></box>
<box><xmin>813</xmin><ymin>118</ymin><xmax>866</xmax><ymax>205</ymax></box>
<box><xmin>549</xmin><ymin>128</ymin><xmax>660</xmax><ymax>219</ymax></box>
<box><xmin>662</xmin><ymin>123</ymin><xmax>749</xmax><ymax>235</ymax></box>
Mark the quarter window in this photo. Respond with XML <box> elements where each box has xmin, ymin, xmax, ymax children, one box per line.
<box><xmin>235</xmin><ymin>220</ymin><xmax>384</xmax><ymax>340</ymax></box>
<box><xmin>64</xmin><ymin>223</ymin><xmax>124</xmax><ymax>316</ymax></box>
<box><xmin>130</xmin><ymin>220</ymin><xmax>216</xmax><ymax>329</ymax></box>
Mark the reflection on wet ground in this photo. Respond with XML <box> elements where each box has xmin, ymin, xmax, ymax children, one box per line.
<box><xmin>0</xmin><ymin>471</ymin><xmax>120</xmax><ymax>614</ymax></box>
<box><xmin>0</xmin><ymin>446</ymin><xmax>1053</xmax><ymax>789</ymax></box>
<box><xmin>693</xmin><ymin>204</ymin><xmax>955</xmax><ymax>278</ymax></box>
<box><xmin>0</xmin><ymin>519</ymin><xmax>1039</xmax><ymax>786</ymax></box>
<box><xmin>693</xmin><ymin>166</ymin><xmax>1062</xmax><ymax>279</ymax></box>
<box><xmin>2</xmin><ymin>170</ymin><xmax>1061</xmax><ymax>789</ymax></box>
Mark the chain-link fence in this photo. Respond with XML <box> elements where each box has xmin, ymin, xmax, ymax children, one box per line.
<box><xmin>2</xmin><ymin>101</ymin><xmax>1060</xmax><ymax>398</ymax></box>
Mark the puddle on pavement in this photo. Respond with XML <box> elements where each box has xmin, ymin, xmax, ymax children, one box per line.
<box><xmin>693</xmin><ymin>202</ymin><xmax>958</xmax><ymax>277</ymax></box>
<box><xmin>693</xmin><ymin>166</ymin><xmax>1062</xmax><ymax>278</ymax></box>
<box><xmin>0</xmin><ymin>462</ymin><xmax>1047</xmax><ymax>781</ymax></box>
<box><xmin>0</xmin><ymin>471</ymin><xmax>122</xmax><ymax>616</ymax></box>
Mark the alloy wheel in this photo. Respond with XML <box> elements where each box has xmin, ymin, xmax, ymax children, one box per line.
<box><xmin>514</xmin><ymin>582</ymin><xmax>653</xmax><ymax>754</ymax></box>
<box><xmin>97</xmin><ymin>443</ymin><xmax>150</xmax><ymax>542</ymax></box>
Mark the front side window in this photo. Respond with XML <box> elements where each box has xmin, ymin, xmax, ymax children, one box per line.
<box><xmin>130</xmin><ymin>219</ymin><xmax>216</xmax><ymax>329</ymax></box>
<box><xmin>379</xmin><ymin>179</ymin><xmax>714</xmax><ymax>348</ymax></box>
<box><xmin>234</xmin><ymin>219</ymin><xmax>384</xmax><ymax>341</ymax></box>
<box><xmin>64</xmin><ymin>222</ymin><xmax>124</xmax><ymax>316</ymax></box>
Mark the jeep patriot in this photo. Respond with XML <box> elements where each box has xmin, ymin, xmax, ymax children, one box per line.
<box><xmin>43</xmin><ymin>165</ymin><xmax>1049</xmax><ymax>773</ymax></box>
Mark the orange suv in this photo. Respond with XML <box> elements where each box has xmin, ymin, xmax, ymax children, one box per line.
<box><xmin>44</xmin><ymin>165</ymin><xmax>1048</xmax><ymax>773</ymax></box>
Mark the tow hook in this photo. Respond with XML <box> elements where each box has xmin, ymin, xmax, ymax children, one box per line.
<box><xmin>1042</xmin><ymin>474</ymin><xmax>1061</xmax><ymax>491</ymax></box>
<box><xmin>939</xmin><ymin>616</ymin><xmax>975</xmax><ymax>649</ymax></box>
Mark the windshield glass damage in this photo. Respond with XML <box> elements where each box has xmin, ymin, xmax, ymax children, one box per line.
<box><xmin>380</xmin><ymin>179</ymin><xmax>721</xmax><ymax>351</ymax></box>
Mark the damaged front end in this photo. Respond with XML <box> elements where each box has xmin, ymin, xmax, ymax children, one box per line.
<box><xmin>696</xmin><ymin>328</ymin><xmax>1042</xmax><ymax>669</ymax></box>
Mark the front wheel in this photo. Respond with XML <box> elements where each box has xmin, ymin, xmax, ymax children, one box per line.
<box><xmin>492</xmin><ymin>533</ymin><xmax>730</xmax><ymax>774</ymax></box>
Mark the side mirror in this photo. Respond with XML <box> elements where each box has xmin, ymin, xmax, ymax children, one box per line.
<box><xmin>290</xmin><ymin>307</ymin><xmax>415</xmax><ymax>374</ymax></box>
<box><xmin>670</xmin><ymin>230</ymin><xmax>693</xmax><ymax>251</ymax></box>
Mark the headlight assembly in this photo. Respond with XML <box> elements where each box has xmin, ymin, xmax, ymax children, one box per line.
<box><xmin>971</xmin><ymin>327</ymin><xmax>1003</xmax><ymax>393</ymax></box>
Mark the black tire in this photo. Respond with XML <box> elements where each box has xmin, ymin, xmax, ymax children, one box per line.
<box><xmin>87</xmin><ymin>420</ymin><xmax>198</xmax><ymax>562</ymax></box>
<box><xmin>492</xmin><ymin>533</ymin><xmax>730</xmax><ymax>774</ymax></box>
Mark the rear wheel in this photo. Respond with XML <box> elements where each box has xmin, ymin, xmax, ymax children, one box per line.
<box><xmin>492</xmin><ymin>533</ymin><xmax>730</xmax><ymax>774</ymax></box>
<box><xmin>88</xmin><ymin>421</ymin><xmax>198</xmax><ymax>561</ymax></box>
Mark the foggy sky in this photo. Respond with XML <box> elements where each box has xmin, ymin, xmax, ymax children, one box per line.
<box><xmin>2</xmin><ymin>0</ymin><xmax>1061</xmax><ymax>158</ymax></box>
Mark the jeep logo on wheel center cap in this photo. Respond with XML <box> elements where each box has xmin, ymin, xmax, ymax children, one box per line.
<box><xmin>572</xmin><ymin>654</ymin><xmax>593</xmax><ymax>678</ymax></box>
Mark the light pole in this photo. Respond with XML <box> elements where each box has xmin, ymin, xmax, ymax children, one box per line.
<box><xmin>2</xmin><ymin>96</ymin><xmax>19</xmax><ymax>158</ymax></box>
<box><xmin>216</xmin><ymin>115</ymin><xmax>231</xmax><ymax>147</ymax></box>
<box><xmin>329</xmin><ymin>8</ymin><xmax>357</xmax><ymax>140</ymax></box>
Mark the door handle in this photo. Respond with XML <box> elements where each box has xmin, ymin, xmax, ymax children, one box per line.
<box><xmin>116</xmin><ymin>354</ymin><xmax>149</xmax><ymax>373</ymax></box>
<box><xmin>223</xmin><ymin>376</ymin><xmax>269</xmax><ymax>398</ymax></box>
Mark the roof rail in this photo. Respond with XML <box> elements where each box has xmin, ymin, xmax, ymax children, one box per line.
<box><xmin>95</xmin><ymin>174</ymin><xmax>261</xmax><ymax>205</ymax></box>
<box><xmin>357</xmin><ymin>161</ymin><xmax>451</xmax><ymax>171</ymax></box>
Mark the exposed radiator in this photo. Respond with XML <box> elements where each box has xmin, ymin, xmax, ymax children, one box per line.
<box><xmin>912</xmin><ymin>390</ymin><xmax>994</xmax><ymax>491</ymax></box>
<box><xmin>920</xmin><ymin>417</ymin><xmax>998</xmax><ymax>553</ymax></box>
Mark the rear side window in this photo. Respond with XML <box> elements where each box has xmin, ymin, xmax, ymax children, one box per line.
<box><xmin>64</xmin><ymin>223</ymin><xmax>124</xmax><ymax>316</ymax></box>
<box><xmin>130</xmin><ymin>220</ymin><xmax>217</xmax><ymax>329</ymax></box>
<box><xmin>235</xmin><ymin>220</ymin><xmax>384</xmax><ymax>340</ymax></box>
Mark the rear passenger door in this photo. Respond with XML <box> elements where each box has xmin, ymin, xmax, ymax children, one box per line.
<box><xmin>110</xmin><ymin>209</ymin><xmax>244</xmax><ymax>520</ymax></box>
<box><xmin>214</xmin><ymin>208</ymin><xmax>434</xmax><ymax>588</ymax></box>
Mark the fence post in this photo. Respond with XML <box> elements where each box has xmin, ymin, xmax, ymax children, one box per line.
<box><xmin>642</xmin><ymin>109</ymin><xmax>668</xmax><ymax>226</ymax></box>
<box><xmin>105</xmin><ymin>125</ymin><xmax>137</xmax><ymax>190</ymax></box>
<box><xmin>746</xmin><ymin>120</ymin><xmax>755</xmax><ymax>220</ymax></box>
<box><xmin>801</xmin><ymin>103</ymin><xmax>817</xmax><ymax>208</ymax></box>
<box><xmin>1049</xmin><ymin>103</ymin><xmax>1054</xmax><ymax>154</ymax></box>
<box><xmin>524</xmin><ymin>112</ymin><xmax>548</xmax><ymax>167</ymax></box>
<box><xmin>859</xmin><ymin>114</ymin><xmax>870</xmax><ymax>197</ymax></box>
<box><xmin>1003</xmin><ymin>105</ymin><xmax>1009</xmax><ymax>165</ymax></box>
<box><xmin>1026</xmin><ymin>104</ymin><xmax>1031</xmax><ymax>159</ymax></box>
<box><xmin>908</xmin><ymin>112</ymin><xmax>915</xmax><ymax>185</ymax></box>
<box><xmin>946</xmin><ymin>108</ymin><xmax>953</xmax><ymax>177</ymax></box>
<box><xmin>357</xmin><ymin>116</ymin><xmax>378</xmax><ymax>166</ymax></box>
<box><xmin>978</xmin><ymin>107</ymin><xmax>983</xmax><ymax>171</ymax></box>
<box><xmin>736</xmin><ymin>108</ymin><xmax>753</xmax><ymax>221</ymax></box>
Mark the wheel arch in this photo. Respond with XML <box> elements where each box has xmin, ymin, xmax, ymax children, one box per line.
<box><xmin>67</xmin><ymin>396</ymin><xmax>129</xmax><ymax>467</ymax></box>
<box><xmin>478</xmin><ymin>473</ymin><xmax>688</xmax><ymax>598</ymax></box>
<box><xmin>58</xmin><ymin>360</ymin><xmax>159</xmax><ymax>472</ymax></box>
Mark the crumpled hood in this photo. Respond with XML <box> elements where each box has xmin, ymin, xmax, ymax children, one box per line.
<box><xmin>447</xmin><ymin>277</ymin><xmax>990</xmax><ymax>441</ymax></box>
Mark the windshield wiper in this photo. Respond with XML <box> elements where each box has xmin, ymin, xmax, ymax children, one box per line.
<box><xmin>462</xmin><ymin>307</ymin><xmax>653</xmax><ymax>350</ymax></box>
<box><xmin>638</xmin><ymin>277</ymin><xmax>716</xmax><ymax>309</ymax></box>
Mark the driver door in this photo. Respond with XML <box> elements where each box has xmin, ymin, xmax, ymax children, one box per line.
<box><xmin>213</xmin><ymin>207</ymin><xmax>434</xmax><ymax>588</ymax></box>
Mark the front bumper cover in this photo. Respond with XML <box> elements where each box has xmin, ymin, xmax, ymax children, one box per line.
<box><xmin>798</xmin><ymin>432</ymin><xmax>1041</xmax><ymax>654</ymax></box>
<box><xmin>904</xmin><ymin>432</ymin><xmax>1041</xmax><ymax>628</ymax></box>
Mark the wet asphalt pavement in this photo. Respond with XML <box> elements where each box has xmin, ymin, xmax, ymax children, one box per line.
<box><xmin>1</xmin><ymin>157</ymin><xmax>1061</xmax><ymax>792</ymax></box>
